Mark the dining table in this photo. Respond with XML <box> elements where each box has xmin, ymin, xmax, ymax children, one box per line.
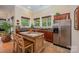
<box><xmin>19</xmin><ymin>31</ymin><xmax>45</xmax><ymax>53</ymax></box>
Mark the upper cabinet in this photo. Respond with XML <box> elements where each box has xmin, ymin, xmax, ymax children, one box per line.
<box><xmin>54</xmin><ymin>13</ymin><xmax>70</xmax><ymax>20</ymax></box>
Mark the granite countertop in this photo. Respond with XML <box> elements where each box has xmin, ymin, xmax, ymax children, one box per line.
<box><xmin>20</xmin><ymin>32</ymin><xmax>44</xmax><ymax>38</ymax></box>
<box><xmin>20</xmin><ymin>28</ymin><xmax>53</xmax><ymax>32</ymax></box>
<box><xmin>33</xmin><ymin>28</ymin><xmax>53</xmax><ymax>32</ymax></box>
<box><xmin>40</xmin><ymin>29</ymin><xmax>53</xmax><ymax>32</ymax></box>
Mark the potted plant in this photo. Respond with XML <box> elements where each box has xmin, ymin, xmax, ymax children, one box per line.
<box><xmin>55</xmin><ymin>13</ymin><xmax>60</xmax><ymax>16</ymax></box>
<box><xmin>54</xmin><ymin>13</ymin><xmax>61</xmax><ymax>20</ymax></box>
<box><xmin>0</xmin><ymin>22</ymin><xmax>12</xmax><ymax>42</ymax></box>
<box><xmin>31</xmin><ymin>23</ymin><xmax>34</xmax><ymax>28</ymax></box>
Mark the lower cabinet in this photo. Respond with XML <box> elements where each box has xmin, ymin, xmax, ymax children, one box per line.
<box><xmin>45</xmin><ymin>31</ymin><xmax>53</xmax><ymax>43</ymax></box>
<box><xmin>37</xmin><ymin>30</ymin><xmax>53</xmax><ymax>43</ymax></box>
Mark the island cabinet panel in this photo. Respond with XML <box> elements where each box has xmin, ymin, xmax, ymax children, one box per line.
<box><xmin>35</xmin><ymin>35</ymin><xmax>44</xmax><ymax>52</ymax></box>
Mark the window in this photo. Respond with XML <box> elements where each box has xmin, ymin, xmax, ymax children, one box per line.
<box><xmin>21</xmin><ymin>16</ymin><xmax>30</xmax><ymax>27</ymax></box>
<box><xmin>34</xmin><ymin>18</ymin><xmax>40</xmax><ymax>27</ymax></box>
<box><xmin>42</xmin><ymin>18</ymin><xmax>47</xmax><ymax>26</ymax></box>
<box><xmin>42</xmin><ymin>16</ymin><xmax>51</xmax><ymax>27</ymax></box>
<box><xmin>0</xmin><ymin>19</ymin><xmax>6</xmax><ymax>25</ymax></box>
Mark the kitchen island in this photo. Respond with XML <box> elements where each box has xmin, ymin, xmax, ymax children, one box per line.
<box><xmin>17</xmin><ymin>28</ymin><xmax>53</xmax><ymax>43</ymax></box>
<box><xmin>20</xmin><ymin>32</ymin><xmax>44</xmax><ymax>53</ymax></box>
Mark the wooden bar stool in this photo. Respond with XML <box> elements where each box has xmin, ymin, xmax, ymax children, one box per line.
<box><xmin>13</xmin><ymin>33</ymin><xmax>19</xmax><ymax>52</ymax></box>
<box><xmin>16</xmin><ymin>34</ymin><xmax>33</xmax><ymax>53</ymax></box>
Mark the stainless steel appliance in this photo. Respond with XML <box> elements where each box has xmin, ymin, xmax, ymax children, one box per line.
<box><xmin>53</xmin><ymin>20</ymin><xmax>71</xmax><ymax>49</ymax></box>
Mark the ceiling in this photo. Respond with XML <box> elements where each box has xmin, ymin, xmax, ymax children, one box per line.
<box><xmin>22</xmin><ymin>5</ymin><xmax>49</xmax><ymax>11</ymax></box>
<box><xmin>0</xmin><ymin>5</ymin><xmax>14</xmax><ymax>11</ymax></box>
<box><xmin>0</xmin><ymin>5</ymin><xmax>50</xmax><ymax>12</ymax></box>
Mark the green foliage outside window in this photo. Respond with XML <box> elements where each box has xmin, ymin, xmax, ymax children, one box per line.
<box><xmin>21</xmin><ymin>18</ymin><xmax>29</xmax><ymax>26</ymax></box>
<box><xmin>34</xmin><ymin>18</ymin><xmax>40</xmax><ymax>26</ymax></box>
<box><xmin>42</xmin><ymin>17</ymin><xmax>51</xmax><ymax>27</ymax></box>
<box><xmin>42</xmin><ymin>18</ymin><xmax>47</xmax><ymax>26</ymax></box>
<box><xmin>47</xmin><ymin>17</ymin><xmax>51</xmax><ymax>26</ymax></box>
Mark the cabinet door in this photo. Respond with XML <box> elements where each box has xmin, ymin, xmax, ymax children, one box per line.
<box><xmin>44</xmin><ymin>31</ymin><xmax>50</xmax><ymax>42</ymax></box>
<box><xmin>54</xmin><ymin>13</ymin><xmax>70</xmax><ymax>20</ymax></box>
<box><xmin>36</xmin><ymin>30</ymin><xmax>53</xmax><ymax>43</ymax></box>
<box><xmin>46</xmin><ymin>32</ymin><xmax>53</xmax><ymax>43</ymax></box>
<box><xmin>49</xmin><ymin>32</ymin><xmax>53</xmax><ymax>42</ymax></box>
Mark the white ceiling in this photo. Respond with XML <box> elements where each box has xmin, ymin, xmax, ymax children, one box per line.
<box><xmin>0</xmin><ymin>5</ymin><xmax>50</xmax><ymax>12</ymax></box>
<box><xmin>0</xmin><ymin>5</ymin><xmax>14</xmax><ymax>11</ymax></box>
<box><xmin>22</xmin><ymin>5</ymin><xmax>49</xmax><ymax>11</ymax></box>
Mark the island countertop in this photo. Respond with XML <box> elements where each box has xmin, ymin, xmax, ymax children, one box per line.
<box><xmin>20</xmin><ymin>32</ymin><xmax>44</xmax><ymax>38</ymax></box>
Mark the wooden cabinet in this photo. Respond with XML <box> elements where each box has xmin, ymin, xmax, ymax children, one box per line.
<box><xmin>45</xmin><ymin>31</ymin><xmax>53</xmax><ymax>43</ymax></box>
<box><xmin>35</xmin><ymin>30</ymin><xmax>53</xmax><ymax>43</ymax></box>
<box><xmin>54</xmin><ymin>13</ymin><xmax>70</xmax><ymax>20</ymax></box>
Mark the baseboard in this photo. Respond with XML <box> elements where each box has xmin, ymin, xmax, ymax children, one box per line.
<box><xmin>53</xmin><ymin>43</ymin><xmax>71</xmax><ymax>50</ymax></box>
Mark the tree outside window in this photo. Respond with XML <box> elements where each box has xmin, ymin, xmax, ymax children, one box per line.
<box><xmin>21</xmin><ymin>17</ymin><xmax>30</xmax><ymax>26</ymax></box>
<box><xmin>34</xmin><ymin>18</ymin><xmax>40</xmax><ymax>27</ymax></box>
<box><xmin>42</xmin><ymin>16</ymin><xmax>51</xmax><ymax>27</ymax></box>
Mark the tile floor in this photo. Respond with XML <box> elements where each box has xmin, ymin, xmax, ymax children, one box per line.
<box><xmin>0</xmin><ymin>37</ymin><xmax>70</xmax><ymax>53</ymax></box>
<box><xmin>43</xmin><ymin>41</ymin><xmax>70</xmax><ymax>53</ymax></box>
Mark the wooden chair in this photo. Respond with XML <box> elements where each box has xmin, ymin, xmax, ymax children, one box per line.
<box><xmin>16</xmin><ymin>34</ymin><xmax>33</xmax><ymax>53</ymax></box>
<box><xmin>13</xmin><ymin>33</ymin><xmax>19</xmax><ymax>52</ymax></box>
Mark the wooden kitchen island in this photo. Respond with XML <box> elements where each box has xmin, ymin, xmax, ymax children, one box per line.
<box><xmin>20</xmin><ymin>32</ymin><xmax>44</xmax><ymax>53</ymax></box>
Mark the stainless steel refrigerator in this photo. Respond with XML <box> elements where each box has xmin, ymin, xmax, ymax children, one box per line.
<box><xmin>53</xmin><ymin>20</ymin><xmax>71</xmax><ymax>49</ymax></box>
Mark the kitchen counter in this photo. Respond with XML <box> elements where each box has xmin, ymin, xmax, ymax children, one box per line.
<box><xmin>18</xmin><ymin>28</ymin><xmax>53</xmax><ymax>43</ymax></box>
<box><xmin>20</xmin><ymin>32</ymin><xmax>44</xmax><ymax>38</ymax></box>
<box><xmin>31</xmin><ymin>29</ymin><xmax>53</xmax><ymax>43</ymax></box>
<box><xmin>32</xmin><ymin>28</ymin><xmax>53</xmax><ymax>32</ymax></box>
